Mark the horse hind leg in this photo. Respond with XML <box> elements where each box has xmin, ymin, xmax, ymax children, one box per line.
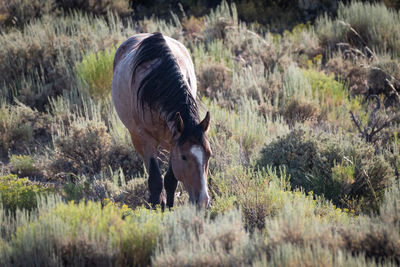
<box><xmin>164</xmin><ymin>164</ymin><xmax>178</xmax><ymax>209</ymax></box>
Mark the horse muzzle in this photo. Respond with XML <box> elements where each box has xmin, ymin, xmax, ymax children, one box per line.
<box><xmin>189</xmin><ymin>190</ymin><xmax>210</xmax><ymax>208</ymax></box>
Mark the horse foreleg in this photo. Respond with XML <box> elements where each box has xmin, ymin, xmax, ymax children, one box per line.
<box><xmin>147</xmin><ymin>157</ymin><xmax>165</xmax><ymax>210</ymax></box>
<box><xmin>164</xmin><ymin>164</ymin><xmax>178</xmax><ymax>209</ymax></box>
<box><xmin>130</xmin><ymin>130</ymin><xmax>165</xmax><ymax>210</ymax></box>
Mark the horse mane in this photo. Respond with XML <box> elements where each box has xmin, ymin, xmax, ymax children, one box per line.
<box><xmin>131</xmin><ymin>32</ymin><xmax>200</xmax><ymax>138</ymax></box>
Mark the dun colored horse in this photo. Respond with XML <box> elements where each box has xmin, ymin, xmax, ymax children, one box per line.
<box><xmin>112</xmin><ymin>32</ymin><xmax>212</xmax><ymax>208</ymax></box>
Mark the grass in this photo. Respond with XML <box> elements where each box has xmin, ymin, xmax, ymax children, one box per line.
<box><xmin>0</xmin><ymin>0</ymin><xmax>399</xmax><ymax>265</ymax></box>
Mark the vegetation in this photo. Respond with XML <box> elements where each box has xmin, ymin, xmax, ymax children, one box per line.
<box><xmin>0</xmin><ymin>174</ymin><xmax>50</xmax><ymax>213</ymax></box>
<box><xmin>0</xmin><ymin>0</ymin><xmax>399</xmax><ymax>265</ymax></box>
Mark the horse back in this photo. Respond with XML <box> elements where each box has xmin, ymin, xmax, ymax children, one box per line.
<box><xmin>112</xmin><ymin>33</ymin><xmax>197</xmax><ymax>148</ymax></box>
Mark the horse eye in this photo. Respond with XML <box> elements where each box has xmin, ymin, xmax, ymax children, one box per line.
<box><xmin>181</xmin><ymin>155</ymin><xmax>187</xmax><ymax>161</ymax></box>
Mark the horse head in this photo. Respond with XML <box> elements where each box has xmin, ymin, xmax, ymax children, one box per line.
<box><xmin>170</xmin><ymin>111</ymin><xmax>212</xmax><ymax>207</ymax></box>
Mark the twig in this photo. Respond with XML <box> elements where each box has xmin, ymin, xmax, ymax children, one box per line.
<box><xmin>349</xmin><ymin>110</ymin><xmax>363</xmax><ymax>136</ymax></box>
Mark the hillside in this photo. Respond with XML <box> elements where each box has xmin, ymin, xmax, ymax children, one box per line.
<box><xmin>0</xmin><ymin>1</ymin><xmax>400</xmax><ymax>266</ymax></box>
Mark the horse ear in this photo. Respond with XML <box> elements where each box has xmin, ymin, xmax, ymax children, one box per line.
<box><xmin>174</xmin><ymin>112</ymin><xmax>184</xmax><ymax>135</ymax></box>
<box><xmin>199</xmin><ymin>111</ymin><xmax>210</xmax><ymax>132</ymax></box>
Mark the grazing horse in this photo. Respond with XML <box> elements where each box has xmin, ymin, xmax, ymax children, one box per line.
<box><xmin>112</xmin><ymin>32</ymin><xmax>212</xmax><ymax>208</ymax></box>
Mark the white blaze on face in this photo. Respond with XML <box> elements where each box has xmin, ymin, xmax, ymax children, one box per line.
<box><xmin>190</xmin><ymin>145</ymin><xmax>210</xmax><ymax>205</ymax></box>
<box><xmin>190</xmin><ymin>145</ymin><xmax>204</xmax><ymax>168</ymax></box>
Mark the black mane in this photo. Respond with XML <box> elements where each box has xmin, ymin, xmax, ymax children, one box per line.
<box><xmin>131</xmin><ymin>32</ymin><xmax>200</xmax><ymax>139</ymax></box>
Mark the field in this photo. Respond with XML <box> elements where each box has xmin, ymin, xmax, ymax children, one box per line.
<box><xmin>0</xmin><ymin>0</ymin><xmax>400</xmax><ymax>266</ymax></box>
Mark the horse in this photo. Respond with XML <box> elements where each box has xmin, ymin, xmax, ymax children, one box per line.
<box><xmin>112</xmin><ymin>32</ymin><xmax>212</xmax><ymax>209</ymax></box>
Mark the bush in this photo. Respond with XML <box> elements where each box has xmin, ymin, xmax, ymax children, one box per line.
<box><xmin>302</xmin><ymin>69</ymin><xmax>348</xmax><ymax>110</ymax></box>
<box><xmin>182</xmin><ymin>16</ymin><xmax>205</xmax><ymax>38</ymax></box>
<box><xmin>52</xmin><ymin>121</ymin><xmax>111</xmax><ymax>176</ymax></box>
<box><xmin>203</xmin><ymin>0</ymin><xmax>237</xmax><ymax>41</ymax></box>
<box><xmin>9</xmin><ymin>155</ymin><xmax>39</xmax><ymax>178</ymax></box>
<box><xmin>205</xmin><ymin>100</ymin><xmax>286</xmax><ymax>172</ymax></box>
<box><xmin>325</xmin><ymin>54</ymin><xmax>369</xmax><ymax>96</ymax></box>
<box><xmin>368</xmin><ymin>58</ymin><xmax>400</xmax><ymax>105</ymax></box>
<box><xmin>211</xmin><ymin>167</ymin><xmax>278</xmax><ymax>230</ymax></box>
<box><xmin>75</xmin><ymin>46</ymin><xmax>116</xmax><ymax>101</ymax></box>
<box><xmin>0</xmin><ymin>12</ymin><xmax>131</xmax><ymax>110</ymax></box>
<box><xmin>65</xmin><ymin>176</ymin><xmax>150</xmax><ymax>209</ymax></box>
<box><xmin>340</xmin><ymin>220</ymin><xmax>400</xmax><ymax>264</ymax></box>
<box><xmin>153</xmin><ymin>205</ymin><xmax>252</xmax><ymax>267</ymax></box>
<box><xmin>262</xmin><ymin>196</ymin><xmax>398</xmax><ymax>265</ymax></box>
<box><xmin>197</xmin><ymin>62</ymin><xmax>232</xmax><ymax>99</ymax></box>
<box><xmin>0</xmin><ymin>103</ymin><xmax>52</xmax><ymax>158</ymax></box>
<box><xmin>1</xmin><ymin>181</ymin><xmax>398</xmax><ymax>266</ymax></box>
<box><xmin>0</xmin><ymin>174</ymin><xmax>49</xmax><ymax>213</ymax></box>
<box><xmin>113</xmin><ymin>178</ymin><xmax>150</xmax><ymax>209</ymax></box>
<box><xmin>325</xmin><ymin>53</ymin><xmax>400</xmax><ymax>106</ymax></box>
<box><xmin>209</xmin><ymin>165</ymin><xmax>352</xmax><ymax>231</ymax></box>
<box><xmin>257</xmin><ymin>128</ymin><xmax>395</xmax><ymax>213</ymax></box>
<box><xmin>0</xmin><ymin>0</ymin><xmax>52</xmax><ymax>29</ymax></box>
<box><xmin>55</xmin><ymin>0</ymin><xmax>131</xmax><ymax>17</ymax></box>
<box><xmin>299</xmin><ymin>68</ymin><xmax>363</xmax><ymax>127</ymax></box>
<box><xmin>52</xmin><ymin>120</ymin><xmax>143</xmax><ymax>178</ymax></box>
<box><xmin>316</xmin><ymin>1</ymin><xmax>400</xmax><ymax>56</ymax></box>
<box><xmin>282</xmin><ymin>97</ymin><xmax>319</xmax><ymax>126</ymax></box>
<box><xmin>1</xmin><ymin>199</ymin><xmax>162</xmax><ymax>266</ymax></box>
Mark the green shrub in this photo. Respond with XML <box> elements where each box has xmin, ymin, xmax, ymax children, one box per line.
<box><xmin>302</xmin><ymin>69</ymin><xmax>348</xmax><ymax>110</ymax></box>
<box><xmin>210</xmin><ymin>165</ymin><xmax>351</xmax><ymax>230</ymax></box>
<box><xmin>0</xmin><ymin>174</ymin><xmax>49</xmax><ymax>213</ymax></box>
<box><xmin>10</xmin><ymin>155</ymin><xmax>39</xmax><ymax>178</ymax></box>
<box><xmin>75</xmin><ymin>46</ymin><xmax>116</xmax><ymax>101</ymax></box>
<box><xmin>255</xmin><ymin>244</ymin><xmax>379</xmax><ymax>267</ymax></box>
<box><xmin>339</xmin><ymin>219</ymin><xmax>400</xmax><ymax>264</ymax></box>
<box><xmin>1</xmin><ymin>199</ymin><xmax>162</xmax><ymax>266</ymax></box>
<box><xmin>205</xmin><ymin>99</ymin><xmax>287</xmax><ymax>172</ymax></box>
<box><xmin>316</xmin><ymin>1</ymin><xmax>400</xmax><ymax>56</ymax></box>
<box><xmin>1</xmin><ymin>182</ymin><xmax>398</xmax><ymax>266</ymax></box>
<box><xmin>257</xmin><ymin>128</ymin><xmax>394</xmax><ymax>213</ymax></box>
